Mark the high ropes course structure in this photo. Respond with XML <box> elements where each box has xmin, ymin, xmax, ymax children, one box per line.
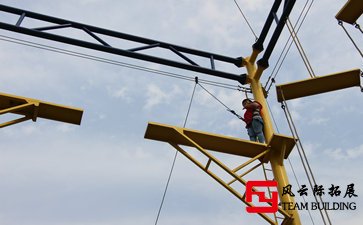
<box><xmin>0</xmin><ymin>0</ymin><xmax>362</xmax><ymax>225</ymax></box>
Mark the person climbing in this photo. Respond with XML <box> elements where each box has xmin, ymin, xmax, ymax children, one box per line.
<box><xmin>242</xmin><ymin>98</ymin><xmax>265</xmax><ymax>143</ymax></box>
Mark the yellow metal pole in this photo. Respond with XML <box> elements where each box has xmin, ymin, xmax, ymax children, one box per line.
<box><xmin>245</xmin><ymin>56</ymin><xmax>302</xmax><ymax>225</ymax></box>
<box><xmin>245</xmin><ymin>60</ymin><xmax>274</xmax><ymax>142</ymax></box>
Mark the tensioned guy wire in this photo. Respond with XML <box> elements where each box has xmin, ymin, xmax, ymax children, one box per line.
<box><xmin>154</xmin><ymin>80</ymin><xmax>198</xmax><ymax>225</ymax></box>
<box><xmin>233</xmin><ymin>0</ymin><xmax>258</xmax><ymax>40</ymax></box>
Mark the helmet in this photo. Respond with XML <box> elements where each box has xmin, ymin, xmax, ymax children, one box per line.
<box><xmin>242</xmin><ymin>98</ymin><xmax>252</xmax><ymax>106</ymax></box>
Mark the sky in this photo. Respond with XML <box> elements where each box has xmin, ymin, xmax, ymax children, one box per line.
<box><xmin>0</xmin><ymin>0</ymin><xmax>362</xmax><ymax>225</ymax></box>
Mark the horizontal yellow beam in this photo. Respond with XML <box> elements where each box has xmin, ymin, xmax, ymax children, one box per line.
<box><xmin>269</xmin><ymin>133</ymin><xmax>297</xmax><ymax>159</ymax></box>
<box><xmin>0</xmin><ymin>92</ymin><xmax>83</xmax><ymax>125</ymax></box>
<box><xmin>145</xmin><ymin>122</ymin><xmax>267</xmax><ymax>158</ymax></box>
<box><xmin>276</xmin><ymin>69</ymin><xmax>361</xmax><ymax>102</ymax></box>
<box><xmin>145</xmin><ymin>122</ymin><xmax>296</xmax><ymax>160</ymax></box>
<box><xmin>336</xmin><ymin>0</ymin><xmax>363</xmax><ymax>24</ymax></box>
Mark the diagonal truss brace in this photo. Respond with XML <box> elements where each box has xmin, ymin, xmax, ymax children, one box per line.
<box><xmin>168</xmin><ymin>127</ymin><xmax>293</xmax><ymax>225</ymax></box>
<box><xmin>0</xmin><ymin>102</ymin><xmax>35</xmax><ymax>128</ymax></box>
<box><xmin>144</xmin><ymin>122</ymin><xmax>299</xmax><ymax>224</ymax></box>
<box><xmin>0</xmin><ymin>92</ymin><xmax>83</xmax><ymax>128</ymax></box>
<box><xmin>0</xmin><ymin>4</ymin><xmax>247</xmax><ymax>84</ymax></box>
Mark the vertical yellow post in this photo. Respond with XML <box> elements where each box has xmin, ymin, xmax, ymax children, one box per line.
<box><xmin>245</xmin><ymin>55</ymin><xmax>302</xmax><ymax>225</ymax></box>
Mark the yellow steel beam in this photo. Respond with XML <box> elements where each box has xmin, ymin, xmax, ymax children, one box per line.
<box><xmin>227</xmin><ymin>162</ymin><xmax>262</xmax><ymax>185</ymax></box>
<box><xmin>145</xmin><ymin>122</ymin><xmax>296</xmax><ymax>161</ymax></box>
<box><xmin>145</xmin><ymin>121</ymin><xmax>267</xmax><ymax>158</ymax></box>
<box><xmin>169</xmin><ymin>142</ymin><xmax>279</xmax><ymax>225</ymax></box>
<box><xmin>145</xmin><ymin>121</ymin><xmax>294</xmax><ymax>221</ymax></box>
<box><xmin>0</xmin><ymin>92</ymin><xmax>83</xmax><ymax>125</ymax></box>
<box><xmin>276</xmin><ymin>69</ymin><xmax>361</xmax><ymax>102</ymax></box>
<box><xmin>232</xmin><ymin>150</ymin><xmax>269</xmax><ymax>173</ymax></box>
<box><xmin>269</xmin><ymin>133</ymin><xmax>297</xmax><ymax>164</ymax></box>
<box><xmin>245</xmin><ymin>50</ymin><xmax>302</xmax><ymax>225</ymax></box>
<box><xmin>336</xmin><ymin>0</ymin><xmax>363</xmax><ymax>24</ymax></box>
<box><xmin>0</xmin><ymin>116</ymin><xmax>31</xmax><ymax>129</ymax></box>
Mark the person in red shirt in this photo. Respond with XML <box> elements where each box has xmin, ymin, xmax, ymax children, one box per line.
<box><xmin>242</xmin><ymin>98</ymin><xmax>265</xmax><ymax>143</ymax></box>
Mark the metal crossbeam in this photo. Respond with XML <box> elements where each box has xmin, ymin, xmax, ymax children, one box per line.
<box><xmin>253</xmin><ymin>0</ymin><xmax>296</xmax><ymax>69</ymax></box>
<box><xmin>336</xmin><ymin>0</ymin><xmax>363</xmax><ymax>24</ymax></box>
<box><xmin>0</xmin><ymin>4</ymin><xmax>247</xmax><ymax>84</ymax></box>
<box><xmin>144</xmin><ymin>122</ymin><xmax>268</xmax><ymax>158</ymax></box>
<box><xmin>0</xmin><ymin>92</ymin><xmax>83</xmax><ymax>126</ymax></box>
<box><xmin>145</xmin><ymin>122</ymin><xmax>296</xmax><ymax>160</ymax></box>
<box><xmin>276</xmin><ymin>69</ymin><xmax>362</xmax><ymax>102</ymax></box>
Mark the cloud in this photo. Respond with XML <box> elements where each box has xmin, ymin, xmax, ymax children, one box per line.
<box><xmin>143</xmin><ymin>83</ymin><xmax>181</xmax><ymax>110</ymax></box>
<box><xmin>107</xmin><ymin>86</ymin><xmax>132</xmax><ymax>103</ymax></box>
<box><xmin>324</xmin><ymin>144</ymin><xmax>363</xmax><ymax>160</ymax></box>
<box><xmin>308</xmin><ymin>117</ymin><xmax>329</xmax><ymax>125</ymax></box>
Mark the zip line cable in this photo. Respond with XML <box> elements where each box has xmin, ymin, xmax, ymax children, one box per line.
<box><xmin>266</xmin><ymin>99</ymin><xmax>316</xmax><ymax>225</ymax></box>
<box><xmin>265</xmin><ymin>0</ymin><xmax>314</xmax><ymax>93</ymax></box>
<box><xmin>0</xmin><ymin>34</ymin><xmax>242</xmax><ymax>91</ymax></box>
<box><xmin>233</xmin><ymin>0</ymin><xmax>258</xmax><ymax>40</ymax></box>
<box><xmin>154</xmin><ymin>79</ymin><xmax>198</xmax><ymax>225</ymax></box>
<box><xmin>280</xmin><ymin>91</ymin><xmax>332</xmax><ymax>225</ymax></box>
<box><xmin>338</xmin><ymin>21</ymin><xmax>363</xmax><ymax>59</ymax></box>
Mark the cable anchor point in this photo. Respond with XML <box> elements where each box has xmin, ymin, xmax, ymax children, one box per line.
<box><xmin>281</xmin><ymin>103</ymin><xmax>286</xmax><ymax>110</ymax></box>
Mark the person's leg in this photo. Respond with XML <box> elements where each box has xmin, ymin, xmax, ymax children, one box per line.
<box><xmin>252</xmin><ymin>117</ymin><xmax>265</xmax><ymax>143</ymax></box>
<box><xmin>247</xmin><ymin>126</ymin><xmax>256</xmax><ymax>141</ymax></box>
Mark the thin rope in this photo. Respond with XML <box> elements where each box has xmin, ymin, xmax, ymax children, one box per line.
<box><xmin>197</xmin><ymin>82</ymin><xmax>246</xmax><ymax>121</ymax></box>
<box><xmin>338</xmin><ymin>21</ymin><xmax>363</xmax><ymax>58</ymax></box>
<box><xmin>0</xmin><ymin>34</ymin><xmax>241</xmax><ymax>91</ymax></box>
<box><xmin>154</xmin><ymin>80</ymin><xmax>198</xmax><ymax>225</ymax></box>
<box><xmin>198</xmin><ymin>83</ymin><xmax>232</xmax><ymax>110</ymax></box>
<box><xmin>286</xmin><ymin>18</ymin><xmax>316</xmax><ymax>78</ymax></box>
<box><xmin>233</xmin><ymin>0</ymin><xmax>258</xmax><ymax>40</ymax></box>
<box><xmin>280</xmin><ymin>91</ymin><xmax>332</xmax><ymax>225</ymax></box>
<box><xmin>266</xmin><ymin>99</ymin><xmax>316</xmax><ymax>225</ymax></box>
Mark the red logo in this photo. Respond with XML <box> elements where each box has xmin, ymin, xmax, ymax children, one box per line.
<box><xmin>245</xmin><ymin>180</ymin><xmax>278</xmax><ymax>213</ymax></box>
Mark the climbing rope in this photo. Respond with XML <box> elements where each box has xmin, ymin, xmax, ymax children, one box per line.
<box><xmin>338</xmin><ymin>20</ymin><xmax>363</xmax><ymax>59</ymax></box>
<box><xmin>280</xmin><ymin>90</ymin><xmax>332</xmax><ymax>225</ymax></box>
<box><xmin>154</xmin><ymin>78</ymin><xmax>198</xmax><ymax>225</ymax></box>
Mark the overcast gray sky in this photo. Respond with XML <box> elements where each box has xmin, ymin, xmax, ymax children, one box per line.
<box><xmin>0</xmin><ymin>0</ymin><xmax>362</xmax><ymax>225</ymax></box>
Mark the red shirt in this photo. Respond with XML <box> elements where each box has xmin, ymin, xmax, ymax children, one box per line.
<box><xmin>243</xmin><ymin>101</ymin><xmax>263</xmax><ymax>126</ymax></box>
